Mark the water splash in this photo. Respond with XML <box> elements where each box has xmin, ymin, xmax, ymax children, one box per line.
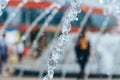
<box><xmin>30</xmin><ymin>6</ymin><xmax>61</xmax><ymax>56</ymax></box>
<box><xmin>37</xmin><ymin>11</ymin><xmax>67</xmax><ymax>79</ymax></box>
<box><xmin>0</xmin><ymin>0</ymin><xmax>9</xmax><ymax>16</ymax></box>
<box><xmin>92</xmin><ymin>1</ymin><xmax>117</xmax><ymax>80</ymax></box>
<box><xmin>21</xmin><ymin>3</ymin><xmax>59</xmax><ymax>41</ymax></box>
<box><xmin>17</xmin><ymin>3</ymin><xmax>61</xmax><ymax>80</ymax></box>
<box><xmin>100</xmin><ymin>0</ymin><xmax>120</xmax><ymax>18</ymax></box>
<box><xmin>43</xmin><ymin>0</ymin><xmax>81</xmax><ymax>80</ymax></box>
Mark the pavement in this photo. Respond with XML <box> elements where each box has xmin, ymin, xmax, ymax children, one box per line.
<box><xmin>1</xmin><ymin>77</ymin><xmax>120</xmax><ymax>80</ymax></box>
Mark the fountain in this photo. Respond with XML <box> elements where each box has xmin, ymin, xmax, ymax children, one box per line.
<box><xmin>17</xmin><ymin>0</ymin><xmax>120</xmax><ymax>80</ymax></box>
<box><xmin>29</xmin><ymin>6</ymin><xmax>61</xmax><ymax>56</ymax></box>
<box><xmin>21</xmin><ymin>2</ymin><xmax>60</xmax><ymax>42</ymax></box>
<box><xmin>60</xmin><ymin>7</ymin><xmax>93</xmax><ymax>80</ymax></box>
<box><xmin>0</xmin><ymin>0</ymin><xmax>29</xmax><ymax>79</ymax></box>
<box><xmin>93</xmin><ymin>1</ymin><xmax>120</xmax><ymax>80</ymax></box>
<box><xmin>0</xmin><ymin>0</ymin><xmax>53</xmax><ymax>79</ymax></box>
<box><xmin>0</xmin><ymin>0</ymin><xmax>9</xmax><ymax>78</ymax></box>
<box><xmin>0</xmin><ymin>0</ymin><xmax>9</xmax><ymax>16</ymax></box>
<box><xmin>17</xmin><ymin>2</ymin><xmax>61</xmax><ymax>80</ymax></box>
<box><xmin>58</xmin><ymin>0</ymin><xmax>120</xmax><ymax>80</ymax></box>
<box><xmin>37</xmin><ymin>11</ymin><xmax>68</xmax><ymax>79</ymax></box>
<box><xmin>21</xmin><ymin>3</ymin><xmax>61</xmax><ymax>60</ymax></box>
<box><xmin>1</xmin><ymin>0</ymin><xmax>120</xmax><ymax>80</ymax></box>
<box><xmin>43</xmin><ymin>0</ymin><xmax>81</xmax><ymax>80</ymax></box>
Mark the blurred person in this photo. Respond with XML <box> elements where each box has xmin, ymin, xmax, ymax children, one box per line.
<box><xmin>7</xmin><ymin>42</ymin><xmax>18</xmax><ymax>75</ymax></box>
<box><xmin>23</xmin><ymin>44</ymin><xmax>30</xmax><ymax>57</ymax></box>
<box><xmin>0</xmin><ymin>33</ymin><xmax>8</xmax><ymax>75</ymax></box>
<box><xmin>33</xmin><ymin>34</ymin><xmax>46</xmax><ymax>58</ymax></box>
<box><xmin>17</xmin><ymin>41</ymin><xmax>24</xmax><ymax>62</ymax></box>
<box><xmin>10</xmin><ymin>42</ymin><xmax>18</xmax><ymax>62</ymax></box>
<box><xmin>39</xmin><ymin>34</ymin><xmax>46</xmax><ymax>53</ymax></box>
<box><xmin>9</xmin><ymin>42</ymin><xmax>18</xmax><ymax>64</ymax></box>
<box><xmin>74</xmin><ymin>28</ymin><xmax>91</xmax><ymax>80</ymax></box>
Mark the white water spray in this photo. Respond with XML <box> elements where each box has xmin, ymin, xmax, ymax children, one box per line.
<box><xmin>0</xmin><ymin>0</ymin><xmax>9</xmax><ymax>16</ymax></box>
<box><xmin>43</xmin><ymin>0</ymin><xmax>81</xmax><ymax>80</ymax></box>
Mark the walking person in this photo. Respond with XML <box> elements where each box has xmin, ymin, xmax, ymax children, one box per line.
<box><xmin>74</xmin><ymin>28</ymin><xmax>91</xmax><ymax>80</ymax></box>
<box><xmin>17</xmin><ymin>41</ymin><xmax>24</xmax><ymax>62</ymax></box>
<box><xmin>0</xmin><ymin>33</ymin><xmax>8</xmax><ymax>75</ymax></box>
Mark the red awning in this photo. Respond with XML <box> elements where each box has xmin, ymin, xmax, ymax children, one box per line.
<box><xmin>7</xmin><ymin>0</ymin><xmax>103</xmax><ymax>14</ymax></box>
<box><xmin>81</xmin><ymin>4</ymin><xmax>103</xmax><ymax>15</ymax></box>
<box><xmin>7</xmin><ymin>0</ymin><xmax>52</xmax><ymax>9</ymax></box>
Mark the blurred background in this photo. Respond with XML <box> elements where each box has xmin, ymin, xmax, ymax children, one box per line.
<box><xmin>0</xmin><ymin>0</ymin><xmax>120</xmax><ymax>80</ymax></box>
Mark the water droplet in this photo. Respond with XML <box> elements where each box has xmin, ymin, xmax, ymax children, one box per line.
<box><xmin>43</xmin><ymin>75</ymin><xmax>51</xmax><ymax>80</ymax></box>
<box><xmin>21</xmin><ymin>35</ymin><xmax>26</xmax><ymax>41</ymax></box>
<box><xmin>0</xmin><ymin>0</ymin><xmax>9</xmax><ymax>9</ymax></box>
<box><xmin>75</xmin><ymin>18</ymin><xmax>78</xmax><ymax>21</ymax></box>
<box><xmin>0</xmin><ymin>10</ymin><xmax>3</xmax><ymax>16</ymax></box>
<box><xmin>0</xmin><ymin>0</ymin><xmax>9</xmax><ymax>16</ymax></box>
<box><xmin>48</xmin><ymin>59</ymin><xmax>57</xmax><ymax>69</ymax></box>
<box><xmin>48</xmin><ymin>69</ymin><xmax>54</xmax><ymax>75</ymax></box>
<box><xmin>43</xmin><ymin>0</ymin><xmax>81</xmax><ymax>79</ymax></box>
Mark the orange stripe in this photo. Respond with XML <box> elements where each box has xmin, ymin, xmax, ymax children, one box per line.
<box><xmin>7</xmin><ymin>0</ymin><xmax>52</xmax><ymax>9</ymax></box>
<box><xmin>8</xmin><ymin>0</ymin><xmax>21</xmax><ymax>7</ymax></box>
<box><xmin>81</xmin><ymin>5</ymin><xmax>103</xmax><ymax>14</ymax></box>
<box><xmin>8</xmin><ymin>1</ymin><xmax>104</xmax><ymax>14</ymax></box>
<box><xmin>24</xmin><ymin>1</ymin><xmax>52</xmax><ymax>9</ymax></box>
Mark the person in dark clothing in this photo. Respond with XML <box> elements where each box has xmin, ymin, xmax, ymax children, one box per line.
<box><xmin>75</xmin><ymin>28</ymin><xmax>91</xmax><ymax>80</ymax></box>
<box><xmin>0</xmin><ymin>33</ymin><xmax>8</xmax><ymax>74</ymax></box>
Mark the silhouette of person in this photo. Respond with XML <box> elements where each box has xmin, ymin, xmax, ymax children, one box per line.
<box><xmin>17</xmin><ymin>41</ymin><xmax>24</xmax><ymax>62</ymax></box>
<box><xmin>0</xmin><ymin>33</ymin><xmax>8</xmax><ymax>74</ymax></box>
<box><xmin>74</xmin><ymin>27</ymin><xmax>91</xmax><ymax>80</ymax></box>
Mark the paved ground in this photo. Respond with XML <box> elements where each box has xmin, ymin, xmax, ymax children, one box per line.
<box><xmin>0</xmin><ymin>77</ymin><xmax>120</xmax><ymax>80</ymax></box>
